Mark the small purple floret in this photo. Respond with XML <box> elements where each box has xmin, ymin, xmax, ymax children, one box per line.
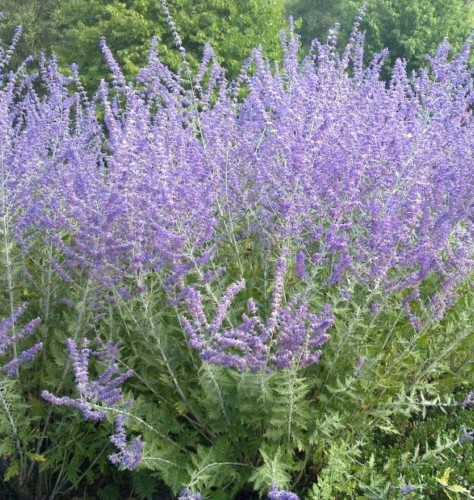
<box><xmin>268</xmin><ymin>483</ymin><xmax>300</xmax><ymax>500</ymax></box>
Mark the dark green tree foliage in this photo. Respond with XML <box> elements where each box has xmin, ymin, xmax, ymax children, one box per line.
<box><xmin>285</xmin><ymin>0</ymin><xmax>359</xmax><ymax>48</ymax></box>
<box><xmin>2</xmin><ymin>0</ymin><xmax>287</xmax><ymax>89</ymax></box>
<box><xmin>0</xmin><ymin>0</ymin><xmax>61</xmax><ymax>65</ymax></box>
<box><xmin>170</xmin><ymin>0</ymin><xmax>286</xmax><ymax>76</ymax></box>
<box><xmin>287</xmin><ymin>0</ymin><xmax>474</xmax><ymax>72</ymax></box>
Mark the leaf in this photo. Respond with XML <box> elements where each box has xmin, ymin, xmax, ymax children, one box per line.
<box><xmin>445</xmin><ymin>484</ymin><xmax>470</xmax><ymax>494</ymax></box>
<box><xmin>28</xmin><ymin>453</ymin><xmax>47</xmax><ymax>463</ymax></box>
<box><xmin>97</xmin><ymin>485</ymin><xmax>122</xmax><ymax>500</ymax></box>
<box><xmin>435</xmin><ymin>467</ymin><xmax>451</xmax><ymax>487</ymax></box>
<box><xmin>131</xmin><ymin>470</ymin><xmax>159</xmax><ymax>499</ymax></box>
<box><xmin>4</xmin><ymin>460</ymin><xmax>20</xmax><ymax>481</ymax></box>
<box><xmin>250</xmin><ymin>447</ymin><xmax>295</xmax><ymax>493</ymax></box>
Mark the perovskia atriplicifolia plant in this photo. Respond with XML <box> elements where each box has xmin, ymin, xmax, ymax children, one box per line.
<box><xmin>1</xmin><ymin>3</ymin><xmax>474</xmax><ymax>498</ymax></box>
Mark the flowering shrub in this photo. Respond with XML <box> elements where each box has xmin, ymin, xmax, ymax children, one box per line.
<box><xmin>1</xmin><ymin>8</ymin><xmax>474</xmax><ymax>498</ymax></box>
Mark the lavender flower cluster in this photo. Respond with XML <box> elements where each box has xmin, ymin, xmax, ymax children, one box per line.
<box><xmin>0</xmin><ymin>305</ymin><xmax>42</xmax><ymax>376</ymax></box>
<box><xmin>41</xmin><ymin>339</ymin><xmax>143</xmax><ymax>469</ymax></box>
<box><xmin>3</xmin><ymin>22</ymin><xmax>473</xmax><ymax>307</ymax></box>
<box><xmin>1</xmin><ymin>16</ymin><xmax>474</xmax><ymax>370</ymax></box>
<box><xmin>0</xmin><ymin>26</ymin><xmax>474</xmax><ymax>296</ymax></box>
<box><xmin>179</xmin><ymin>254</ymin><xmax>333</xmax><ymax>370</ymax></box>
<box><xmin>268</xmin><ymin>483</ymin><xmax>300</xmax><ymax>500</ymax></box>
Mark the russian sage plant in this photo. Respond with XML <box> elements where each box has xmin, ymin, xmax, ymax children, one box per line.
<box><xmin>1</xmin><ymin>7</ymin><xmax>474</xmax><ymax>498</ymax></box>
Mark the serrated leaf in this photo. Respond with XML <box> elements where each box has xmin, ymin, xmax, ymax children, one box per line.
<box><xmin>4</xmin><ymin>461</ymin><xmax>20</xmax><ymax>481</ymax></box>
<box><xmin>446</xmin><ymin>484</ymin><xmax>470</xmax><ymax>494</ymax></box>
<box><xmin>376</xmin><ymin>424</ymin><xmax>401</xmax><ymax>435</ymax></box>
<box><xmin>131</xmin><ymin>471</ymin><xmax>158</xmax><ymax>499</ymax></box>
<box><xmin>28</xmin><ymin>453</ymin><xmax>47</xmax><ymax>463</ymax></box>
<box><xmin>97</xmin><ymin>485</ymin><xmax>122</xmax><ymax>500</ymax></box>
<box><xmin>436</xmin><ymin>467</ymin><xmax>451</xmax><ymax>487</ymax></box>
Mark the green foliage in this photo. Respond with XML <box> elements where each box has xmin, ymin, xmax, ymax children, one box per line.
<box><xmin>287</xmin><ymin>0</ymin><xmax>474</xmax><ymax>73</ymax></box>
<box><xmin>1</xmin><ymin>180</ymin><xmax>474</xmax><ymax>497</ymax></box>
<box><xmin>361</xmin><ymin>406</ymin><xmax>474</xmax><ymax>497</ymax></box>
<box><xmin>286</xmin><ymin>0</ymin><xmax>360</xmax><ymax>48</ymax></box>
<box><xmin>1</xmin><ymin>221</ymin><xmax>471</xmax><ymax>497</ymax></box>
<box><xmin>363</xmin><ymin>0</ymin><xmax>474</xmax><ymax>72</ymax></box>
<box><xmin>250</xmin><ymin>447</ymin><xmax>297</xmax><ymax>493</ymax></box>
<box><xmin>0</xmin><ymin>375</ymin><xmax>36</xmax><ymax>491</ymax></box>
<box><xmin>2</xmin><ymin>0</ymin><xmax>287</xmax><ymax>89</ymax></box>
<box><xmin>77</xmin><ymin>245</ymin><xmax>473</xmax><ymax>498</ymax></box>
<box><xmin>0</xmin><ymin>0</ymin><xmax>61</xmax><ymax>65</ymax></box>
<box><xmin>0</xmin><ymin>229</ymin><xmax>155</xmax><ymax>497</ymax></box>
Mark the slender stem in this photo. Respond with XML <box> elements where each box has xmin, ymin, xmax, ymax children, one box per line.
<box><xmin>30</xmin><ymin>280</ymin><xmax>92</xmax><ymax>480</ymax></box>
<box><xmin>202</xmin><ymin>363</ymin><xmax>230</xmax><ymax>427</ymax></box>
<box><xmin>90</xmin><ymin>403</ymin><xmax>184</xmax><ymax>450</ymax></box>
<box><xmin>0</xmin><ymin>147</ymin><xmax>19</xmax><ymax>376</ymax></box>
<box><xmin>58</xmin><ymin>445</ymin><xmax>108</xmax><ymax>498</ymax></box>
<box><xmin>141</xmin><ymin>292</ymin><xmax>216</xmax><ymax>442</ymax></box>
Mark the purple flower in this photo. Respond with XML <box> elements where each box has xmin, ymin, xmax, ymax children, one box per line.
<box><xmin>355</xmin><ymin>356</ymin><xmax>366</xmax><ymax>375</ymax></box>
<box><xmin>178</xmin><ymin>489</ymin><xmax>202</xmax><ymax>500</ymax></box>
<box><xmin>0</xmin><ymin>306</ymin><xmax>41</xmax><ymax>376</ymax></box>
<box><xmin>3</xmin><ymin>7</ymin><xmax>474</xmax><ymax>385</ymax></box>
<box><xmin>41</xmin><ymin>391</ymin><xmax>106</xmax><ymax>421</ymax></box>
<box><xmin>108</xmin><ymin>414</ymin><xmax>144</xmax><ymax>470</ymax></box>
<box><xmin>459</xmin><ymin>425</ymin><xmax>474</xmax><ymax>444</ymax></box>
<box><xmin>43</xmin><ymin>339</ymin><xmax>133</xmax><ymax>411</ymax></box>
<box><xmin>210</xmin><ymin>279</ymin><xmax>246</xmax><ymax>332</ymax></box>
<box><xmin>393</xmin><ymin>484</ymin><xmax>417</xmax><ymax>495</ymax></box>
<box><xmin>41</xmin><ymin>339</ymin><xmax>142</xmax><ymax>468</ymax></box>
<box><xmin>391</xmin><ymin>484</ymin><xmax>418</xmax><ymax>495</ymax></box>
<box><xmin>179</xmin><ymin>257</ymin><xmax>333</xmax><ymax>371</ymax></box>
<box><xmin>462</xmin><ymin>391</ymin><xmax>474</xmax><ymax>408</ymax></box>
<box><xmin>268</xmin><ymin>483</ymin><xmax>300</xmax><ymax>500</ymax></box>
<box><xmin>2</xmin><ymin>343</ymin><xmax>43</xmax><ymax>376</ymax></box>
<box><xmin>247</xmin><ymin>297</ymin><xmax>258</xmax><ymax>315</ymax></box>
<box><xmin>117</xmin><ymin>288</ymin><xmax>133</xmax><ymax>300</ymax></box>
<box><xmin>295</xmin><ymin>251</ymin><xmax>307</xmax><ymax>280</ymax></box>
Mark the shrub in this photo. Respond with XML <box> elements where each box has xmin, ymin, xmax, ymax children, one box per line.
<box><xmin>1</xmin><ymin>8</ymin><xmax>474</xmax><ymax>498</ymax></box>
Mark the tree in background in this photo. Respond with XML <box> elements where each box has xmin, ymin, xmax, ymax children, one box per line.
<box><xmin>1</xmin><ymin>0</ymin><xmax>287</xmax><ymax>89</ymax></box>
<box><xmin>285</xmin><ymin>0</ymin><xmax>358</xmax><ymax>48</ymax></box>
<box><xmin>3</xmin><ymin>0</ymin><xmax>474</xmax><ymax>87</ymax></box>
<box><xmin>0</xmin><ymin>0</ymin><xmax>60</xmax><ymax>65</ymax></box>
<box><xmin>287</xmin><ymin>0</ymin><xmax>474</xmax><ymax>72</ymax></box>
